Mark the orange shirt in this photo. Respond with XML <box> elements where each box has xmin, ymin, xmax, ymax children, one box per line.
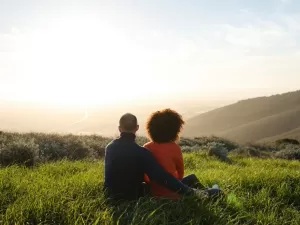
<box><xmin>143</xmin><ymin>142</ymin><xmax>184</xmax><ymax>199</ymax></box>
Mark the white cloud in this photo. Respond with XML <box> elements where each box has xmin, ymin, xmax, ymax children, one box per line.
<box><xmin>211</xmin><ymin>14</ymin><xmax>300</xmax><ymax>58</ymax></box>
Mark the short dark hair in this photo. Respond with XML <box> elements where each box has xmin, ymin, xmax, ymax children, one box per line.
<box><xmin>119</xmin><ymin>113</ymin><xmax>138</xmax><ymax>131</ymax></box>
<box><xmin>146</xmin><ymin>109</ymin><xmax>184</xmax><ymax>143</ymax></box>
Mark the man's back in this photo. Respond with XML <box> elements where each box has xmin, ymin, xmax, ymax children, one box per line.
<box><xmin>104</xmin><ymin>132</ymin><xmax>145</xmax><ymax>200</ymax></box>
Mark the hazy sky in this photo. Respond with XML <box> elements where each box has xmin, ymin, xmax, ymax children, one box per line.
<box><xmin>1</xmin><ymin>0</ymin><xmax>300</xmax><ymax>105</ymax></box>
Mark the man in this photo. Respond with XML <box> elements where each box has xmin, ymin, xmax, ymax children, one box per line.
<box><xmin>104</xmin><ymin>113</ymin><xmax>201</xmax><ymax>200</ymax></box>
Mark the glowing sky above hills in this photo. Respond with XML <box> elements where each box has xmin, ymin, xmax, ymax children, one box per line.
<box><xmin>1</xmin><ymin>0</ymin><xmax>300</xmax><ymax>105</ymax></box>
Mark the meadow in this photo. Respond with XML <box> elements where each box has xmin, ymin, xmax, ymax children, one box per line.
<box><xmin>0</xmin><ymin>132</ymin><xmax>300</xmax><ymax>224</ymax></box>
<box><xmin>0</xmin><ymin>153</ymin><xmax>299</xmax><ymax>224</ymax></box>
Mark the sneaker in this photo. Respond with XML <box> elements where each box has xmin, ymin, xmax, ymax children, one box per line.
<box><xmin>212</xmin><ymin>184</ymin><xmax>219</xmax><ymax>190</ymax></box>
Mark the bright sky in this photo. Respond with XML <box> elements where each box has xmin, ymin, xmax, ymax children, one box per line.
<box><xmin>1</xmin><ymin>0</ymin><xmax>300</xmax><ymax>106</ymax></box>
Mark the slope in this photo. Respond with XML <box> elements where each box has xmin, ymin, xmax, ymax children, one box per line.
<box><xmin>217</xmin><ymin>106</ymin><xmax>300</xmax><ymax>142</ymax></box>
<box><xmin>259</xmin><ymin>126</ymin><xmax>300</xmax><ymax>143</ymax></box>
<box><xmin>183</xmin><ymin>90</ymin><xmax>300</xmax><ymax>142</ymax></box>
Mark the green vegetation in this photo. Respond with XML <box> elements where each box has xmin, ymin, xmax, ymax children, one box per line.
<box><xmin>275</xmin><ymin>138</ymin><xmax>300</xmax><ymax>146</ymax></box>
<box><xmin>0</xmin><ymin>153</ymin><xmax>299</xmax><ymax>225</ymax></box>
<box><xmin>1</xmin><ymin>132</ymin><xmax>300</xmax><ymax>167</ymax></box>
<box><xmin>0</xmin><ymin>132</ymin><xmax>299</xmax><ymax>224</ymax></box>
<box><xmin>0</xmin><ymin>132</ymin><xmax>111</xmax><ymax>166</ymax></box>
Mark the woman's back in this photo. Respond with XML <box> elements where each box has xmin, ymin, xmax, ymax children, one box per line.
<box><xmin>144</xmin><ymin>141</ymin><xmax>184</xmax><ymax>199</ymax></box>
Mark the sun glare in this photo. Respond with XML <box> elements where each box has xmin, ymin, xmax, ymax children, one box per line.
<box><xmin>24</xmin><ymin>16</ymin><xmax>153</xmax><ymax>106</ymax></box>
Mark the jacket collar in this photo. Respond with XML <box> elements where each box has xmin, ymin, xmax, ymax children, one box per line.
<box><xmin>120</xmin><ymin>132</ymin><xmax>136</xmax><ymax>141</ymax></box>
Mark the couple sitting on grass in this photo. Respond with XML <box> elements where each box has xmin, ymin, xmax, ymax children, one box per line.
<box><xmin>104</xmin><ymin>109</ymin><xmax>221</xmax><ymax>201</ymax></box>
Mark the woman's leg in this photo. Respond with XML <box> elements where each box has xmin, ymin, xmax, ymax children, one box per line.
<box><xmin>206</xmin><ymin>188</ymin><xmax>224</xmax><ymax>199</ymax></box>
<box><xmin>181</xmin><ymin>174</ymin><xmax>206</xmax><ymax>189</ymax></box>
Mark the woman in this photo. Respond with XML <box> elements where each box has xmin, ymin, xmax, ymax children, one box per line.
<box><xmin>143</xmin><ymin>108</ymin><xmax>216</xmax><ymax>199</ymax></box>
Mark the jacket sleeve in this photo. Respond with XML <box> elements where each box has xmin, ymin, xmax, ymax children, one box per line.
<box><xmin>104</xmin><ymin>143</ymin><xmax>113</xmax><ymax>188</ymax></box>
<box><xmin>142</xmin><ymin>143</ymin><xmax>151</xmax><ymax>183</ymax></box>
<box><xmin>138</xmin><ymin>147</ymin><xmax>192</xmax><ymax>195</ymax></box>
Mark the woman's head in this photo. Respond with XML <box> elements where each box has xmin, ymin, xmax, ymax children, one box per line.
<box><xmin>146</xmin><ymin>108</ymin><xmax>185</xmax><ymax>143</ymax></box>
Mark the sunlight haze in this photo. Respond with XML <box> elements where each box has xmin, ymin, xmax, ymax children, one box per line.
<box><xmin>1</xmin><ymin>0</ymin><xmax>300</xmax><ymax>106</ymax></box>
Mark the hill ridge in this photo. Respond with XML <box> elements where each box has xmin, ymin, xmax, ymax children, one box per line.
<box><xmin>184</xmin><ymin>90</ymin><xmax>300</xmax><ymax>143</ymax></box>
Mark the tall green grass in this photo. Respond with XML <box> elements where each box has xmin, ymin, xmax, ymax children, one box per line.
<box><xmin>0</xmin><ymin>153</ymin><xmax>299</xmax><ymax>225</ymax></box>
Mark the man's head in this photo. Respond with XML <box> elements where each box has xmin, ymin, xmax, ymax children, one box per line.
<box><xmin>119</xmin><ymin>113</ymin><xmax>139</xmax><ymax>133</ymax></box>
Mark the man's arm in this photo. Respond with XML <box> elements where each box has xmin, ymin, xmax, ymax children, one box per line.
<box><xmin>104</xmin><ymin>144</ymin><xmax>113</xmax><ymax>188</ymax></box>
<box><xmin>138</xmin><ymin>147</ymin><xmax>193</xmax><ymax>195</ymax></box>
<box><xmin>174</xmin><ymin>145</ymin><xmax>184</xmax><ymax>180</ymax></box>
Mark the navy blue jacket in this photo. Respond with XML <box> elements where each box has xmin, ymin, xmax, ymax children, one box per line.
<box><xmin>104</xmin><ymin>132</ymin><xmax>191</xmax><ymax>200</ymax></box>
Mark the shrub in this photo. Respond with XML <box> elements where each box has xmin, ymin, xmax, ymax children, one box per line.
<box><xmin>64</xmin><ymin>139</ymin><xmax>91</xmax><ymax>160</ymax></box>
<box><xmin>194</xmin><ymin>136</ymin><xmax>238</xmax><ymax>151</ymax></box>
<box><xmin>275</xmin><ymin>144</ymin><xmax>300</xmax><ymax>160</ymax></box>
<box><xmin>179</xmin><ymin>138</ymin><xmax>200</xmax><ymax>147</ymax></box>
<box><xmin>136</xmin><ymin>136</ymin><xmax>149</xmax><ymax>146</ymax></box>
<box><xmin>230</xmin><ymin>147</ymin><xmax>273</xmax><ymax>159</ymax></box>
<box><xmin>207</xmin><ymin>142</ymin><xmax>229</xmax><ymax>162</ymax></box>
<box><xmin>82</xmin><ymin>140</ymin><xmax>106</xmax><ymax>158</ymax></box>
<box><xmin>91</xmin><ymin>146</ymin><xmax>106</xmax><ymax>158</ymax></box>
<box><xmin>181</xmin><ymin>145</ymin><xmax>202</xmax><ymax>153</ymax></box>
<box><xmin>0</xmin><ymin>138</ymin><xmax>39</xmax><ymax>167</ymax></box>
<box><xmin>276</xmin><ymin>138</ymin><xmax>299</xmax><ymax>146</ymax></box>
<box><xmin>245</xmin><ymin>142</ymin><xmax>275</xmax><ymax>152</ymax></box>
<box><xmin>0</xmin><ymin>132</ymin><xmax>113</xmax><ymax>164</ymax></box>
<box><xmin>36</xmin><ymin>135</ymin><xmax>67</xmax><ymax>161</ymax></box>
<box><xmin>36</xmin><ymin>134</ymin><xmax>104</xmax><ymax>161</ymax></box>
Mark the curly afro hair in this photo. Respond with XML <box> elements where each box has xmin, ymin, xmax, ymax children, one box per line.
<box><xmin>146</xmin><ymin>109</ymin><xmax>185</xmax><ymax>143</ymax></box>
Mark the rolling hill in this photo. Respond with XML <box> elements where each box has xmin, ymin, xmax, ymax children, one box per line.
<box><xmin>183</xmin><ymin>90</ymin><xmax>300</xmax><ymax>143</ymax></box>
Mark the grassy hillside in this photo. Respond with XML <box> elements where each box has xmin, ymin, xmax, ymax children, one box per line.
<box><xmin>184</xmin><ymin>90</ymin><xmax>300</xmax><ymax>143</ymax></box>
<box><xmin>0</xmin><ymin>154</ymin><xmax>300</xmax><ymax>225</ymax></box>
<box><xmin>0</xmin><ymin>132</ymin><xmax>299</xmax><ymax>224</ymax></box>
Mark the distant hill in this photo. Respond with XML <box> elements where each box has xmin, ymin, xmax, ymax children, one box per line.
<box><xmin>183</xmin><ymin>90</ymin><xmax>300</xmax><ymax>143</ymax></box>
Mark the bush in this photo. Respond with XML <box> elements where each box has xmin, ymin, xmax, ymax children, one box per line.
<box><xmin>37</xmin><ymin>135</ymin><xmax>95</xmax><ymax>161</ymax></box>
<box><xmin>245</xmin><ymin>142</ymin><xmax>275</xmax><ymax>152</ymax></box>
<box><xmin>136</xmin><ymin>136</ymin><xmax>149</xmax><ymax>146</ymax></box>
<box><xmin>91</xmin><ymin>146</ymin><xmax>106</xmax><ymax>158</ymax></box>
<box><xmin>230</xmin><ymin>147</ymin><xmax>273</xmax><ymax>159</ymax></box>
<box><xmin>179</xmin><ymin>138</ymin><xmax>200</xmax><ymax>147</ymax></box>
<box><xmin>275</xmin><ymin>145</ymin><xmax>300</xmax><ymax>160</ymax></box>
<box><xmin>36</xmin><ymin>134</ymin><xmax>67</xmax><ymax>161</ymax></box>
<box><xmin>194</xmin><ymin>136</ymin><xmax>238</xmax><ymax>151</ymax></box>
<box><xmin>276</xmin><ymin>138</ymin><xmax>299</xmax><ymax>146</ymax></box>
<box><xmin>82</xmin><ymin>141</ymin><xmax>105</xmax><ymax>158</ymax></box>
<box><xmin>207</xmin><ymin>142</ymin><xmax>229</xmax><ymax>162</ymax></box>
<box><xmin>181</xmin><ymin>145</ymin><xmax>202</xmax><ymax>153</ymax></box>
<box><xmin>0</xmin><ymin>132</ymin><xmax>113</xmax><ymax>165</ymax></box>
<box><xmin>0</xmin><ymin>138</ymin><xmax>39</xmax><ymax>167</ymax></box>
<box><xmin>0</xmin><ymin>132</ymin><xmax>243</xmax><ymax>166</ymax></box>
<box><xmin>64</xmin><ymin>139</ymin><xmax>91</xmax><ymax>160</ymax></box>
